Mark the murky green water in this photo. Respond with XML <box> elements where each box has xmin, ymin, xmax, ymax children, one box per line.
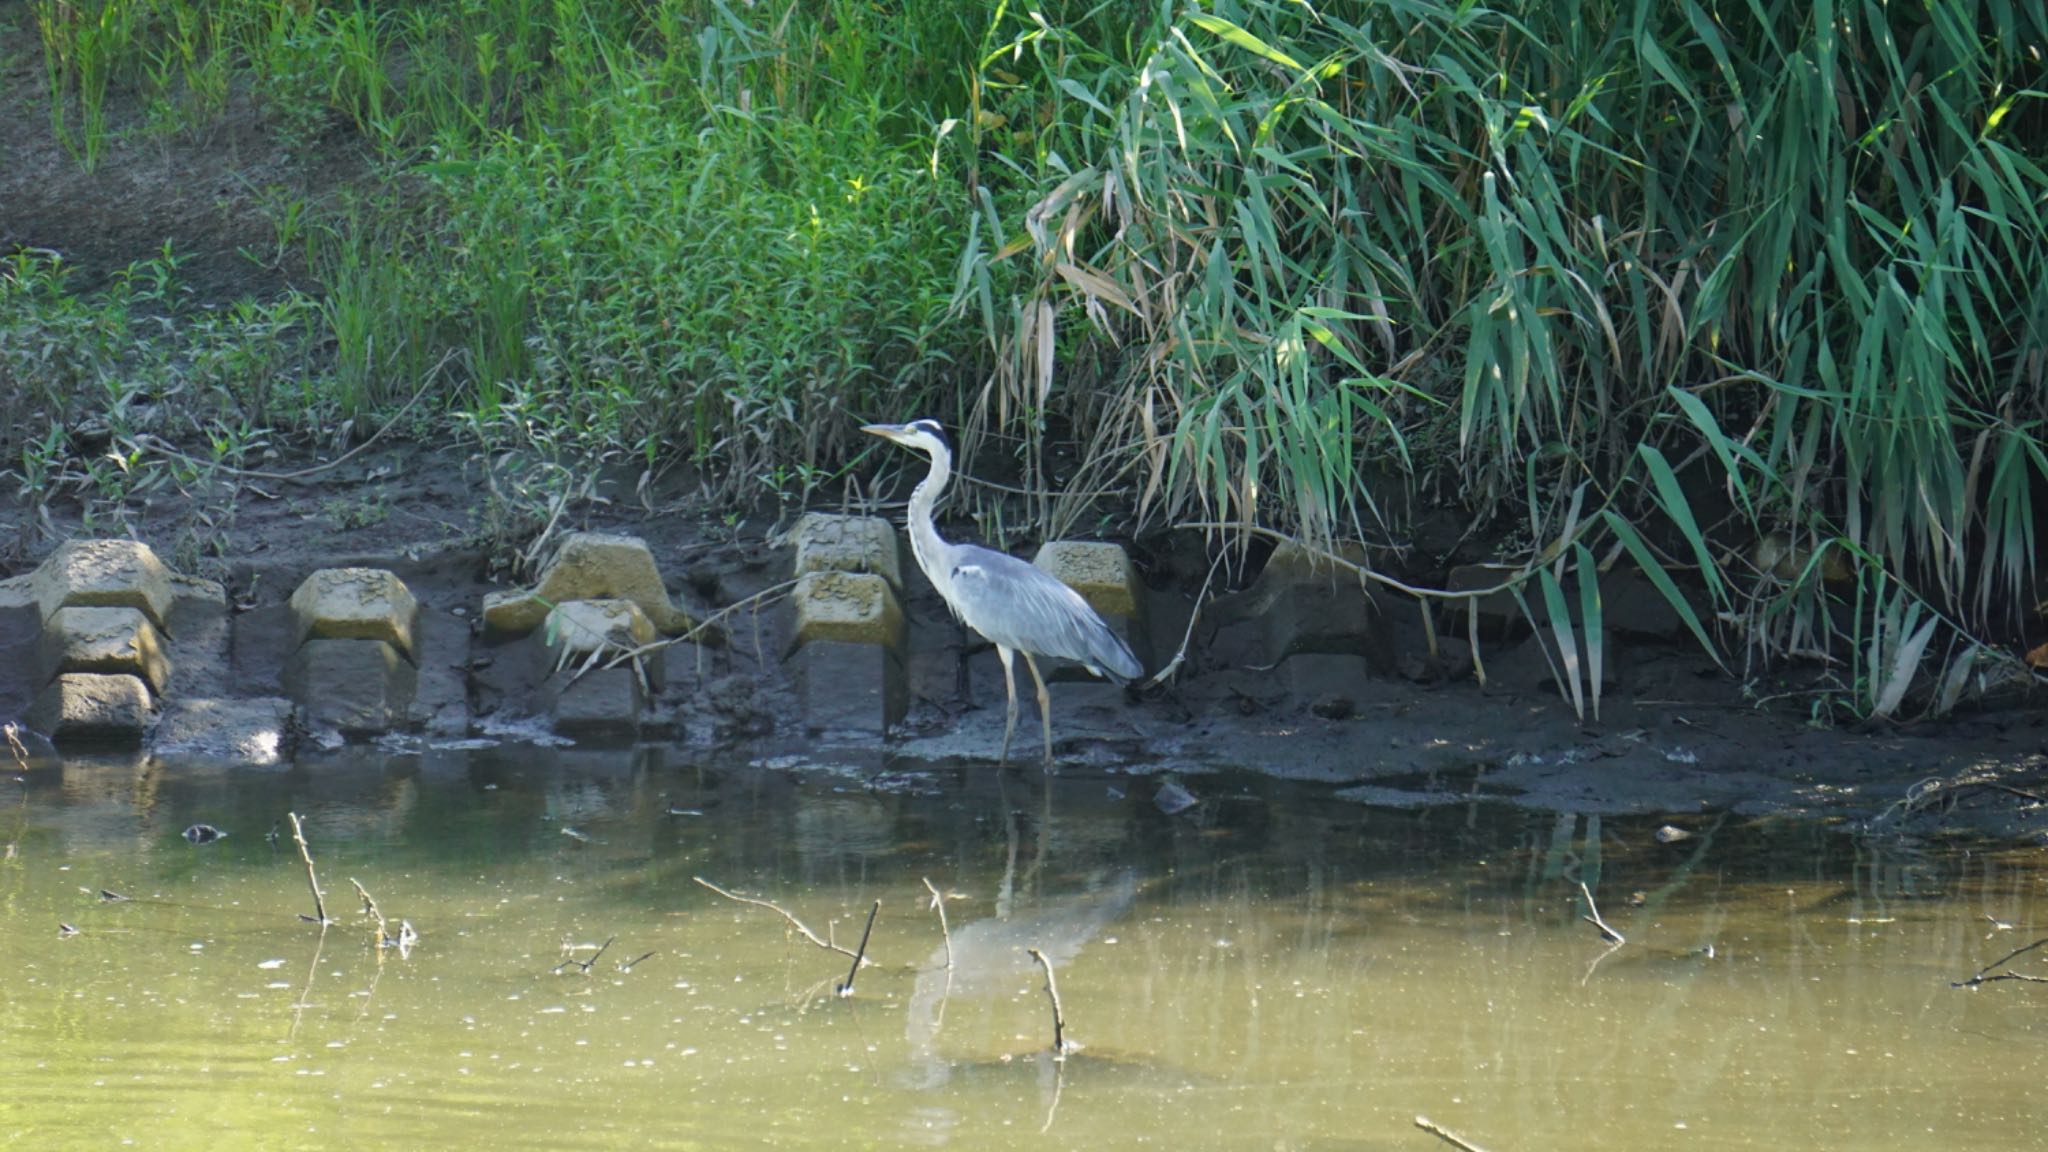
<box><xmin>4</xmin><ymin>749</ymin><xmax>2046</xmax><ymax>1150</ymax></box>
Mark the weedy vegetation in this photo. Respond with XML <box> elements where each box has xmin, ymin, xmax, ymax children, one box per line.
<box><xmin>4</xmin><ymin>0</ymin><xmax>2045</xmax><ymax>721</ymax></box>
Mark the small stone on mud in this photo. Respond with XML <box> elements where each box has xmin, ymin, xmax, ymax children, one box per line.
<box><xmin>1654</xmin><ymin>825</ymin><xmax>1692</xmax><ymax>843</ymax></box>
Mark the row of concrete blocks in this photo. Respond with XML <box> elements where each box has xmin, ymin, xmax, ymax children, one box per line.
<box><xmin>6</xmin><ymin>521</ymin><xmax>1410</xmax><ymax>749</ymax></box>
<box><xmin>0</xmin><ymin>534</ymin><xmax>703</xmax><ymax>747</ymax></box>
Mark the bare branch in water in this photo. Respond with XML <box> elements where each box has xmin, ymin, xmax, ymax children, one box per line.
<box><xmin>554</xmin><ymin>936</ymin><xmax>616</xmax><ymax>975</ymax></box>
<box><xmin>1414</xmin><ymin>1116</ymin><xmax>1495</xmax><ymax>1152</ymax></box>
<box><xmin>694</xmin><ymin>876</ymin><xmax>864</xmax><ymax>962</ymax></box>
<box><xmin>836</xmin><ymin>900</ymin><xmax>881</xmax><ymax>997</ymax></box>
<box><xmin>1026</xmin><ymin>947</ymin><xmax>1073</xmax><ymax>1058</ymax></box>
<box><xmin>350</xmin><ymin>878</ymin><xmax>386</xmax><ymax>935</ymax></box>
<box><xmin>1579</xmin><ymin>880</ymin><xmax>1624</xmax><ymax>945</ymax></box>
<box><xmin>1953</xmin><ymin>936</ymin><xmax>2048</xmax><ymax>988</ymax></box>
<box><xmin>922</xmin><ymin>878</ymin><xmax>952</xmax><ymax>970</ymax></box>
<box><xmin>288</xmin><ymin>813</ymin><xmax>330</xmax><ymax>926</ymax></box>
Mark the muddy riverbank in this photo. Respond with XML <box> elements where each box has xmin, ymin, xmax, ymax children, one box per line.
<box><xmin>4</xmin><ymin>443</ymin><xmax>2043</xmax><ymax>844</ymax></box>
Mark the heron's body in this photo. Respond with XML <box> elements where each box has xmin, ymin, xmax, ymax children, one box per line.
<box><xmin>865</xmin><ymin>419</ymin><xmax>1142</xmax><ymax>766</ymax></box>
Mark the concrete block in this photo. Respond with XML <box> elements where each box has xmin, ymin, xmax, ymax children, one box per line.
<box><xmin>1210</xmin><ymin>540</ymin><xmax>1389</xmax><ymax>670</ymax></box>
<box><xmin>484</xmin><ymin>532</ymin><xmax>693</xmax><ymax>636</ymax></box>
<box><xmin>285</xmin><ymin>638</ymin><xmax>417</xmax><ymax>734</ymax></box>
<box><xmin>538</xmin><ymin>667</ymin><xmax>646</xmax><ymax>739</ymax></box>
<box><xmin>152</xmin><ymin>697</ymin><xmax>292</xmax><ymax>764</ymax></box>
<box><xmin>36</xmin><ymin>605</ymin><xmax>171</xmax><ymax>694</ymax></box>
<box><xmin>289</xmin><ymin>568</ymin><xmax>420</xmax><ymax>661</ymax></box>
<box><xmin>29</xmin><ymin>672</ymin><xmax>154</xmax><ymax>746</ymax></box>
<box><xmin>789</xmin><ymin>571</ymin><xmax>904</xmax><ymax>653</ymax></box>
<box><xmin>791</xmin><ymin>640</ymin><xmax>907</xmax><ymax>735</ymax></box>
<box><xmin>31</xmin><ymin>539</ymin><xmax>177</xmax><ymax>630</ymax></box>
<box><xmin>1032</xmin><ymin>540</ymin><xmax>1140</xmax><ymax>617</ymax></box>
<box><xmin>540</xmin><ymin>599</ymin><xmax>663</xmax><ymax>690</ymax></box>
<box><xmin>792</xmin><ymin>513</ymin><xmax>903</xmax><ymax>590</ymax></box>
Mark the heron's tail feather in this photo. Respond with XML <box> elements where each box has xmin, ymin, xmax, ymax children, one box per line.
<box><xmin>1089</xmin><ymin>627</ymin><xmax>1144</xmax><ymax>684</ymax></box>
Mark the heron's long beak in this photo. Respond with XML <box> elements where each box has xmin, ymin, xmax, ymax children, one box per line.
<box><xmin>861</xmin><ymin>422</ymin><xmax>908</xmax><ymax>442</ymax></box>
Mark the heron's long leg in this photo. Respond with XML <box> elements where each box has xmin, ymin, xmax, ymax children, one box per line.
<box><xmin>996</xmin><ymin>645</ymin><xmax>1019</xmax><ymax>764</ymax></box>
<box><xmin>1021</xmin><ymin>652</ymin><xmax>1053</xmax><ymax>769</ymax></box>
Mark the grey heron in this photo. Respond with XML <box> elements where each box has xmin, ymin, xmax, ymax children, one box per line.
<box><xmin>862</xmin><ymin>419</ymin><xmax>1143</xmax><ymax>766</ymax></box>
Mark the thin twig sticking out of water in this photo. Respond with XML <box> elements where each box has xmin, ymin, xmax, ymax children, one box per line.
<box><xmin>1414</xmin><ymin>1116</ymin><xmax>1495</xmax><ymax>1152</ymax></box>
<box><xmin>1026</xmin><ymin>948</ymin><xmax>1073</xmax><ymax>1059</ymax></box>
<box><xmin>288</xmin><ymin>813</ymin><xmax>330</xmax><ymax>926</ymax></box>
<box><xmin>351</xmin><ymin>878</ymin><xmax>386</xmax><ymax>938</ymax></box>
<box><xmin>694</xmin><ymin>876</ymin><xmax>866</xmax><ymax>962</ymax></box>
<box><xmin>1579</xmin><ymin>880</ymin><xmax>1624</xmax><ymax>945</ymax></box>
<box><xmin>836</xmin><ymin>900</ymin><xmax>881</xmax><ymax>997</ymax></box>
<box><xmin>3</xmin><ymin>722</ymin><xmax>28</xmax><ymax>860</ymax></box>
<box><xmin>1953</xmin><ymin>936</ymin><xmax>2048</xmax><ymax>988</ymax></box>
<box><xmin>554</xmin><ymin>936</ymin><xmax>615</xmax><ymax>975</ymax></box>
<box><xmin>922</xmin><ymin>878</ymin><xmax>952</xmax><ymax>970</ymax></box>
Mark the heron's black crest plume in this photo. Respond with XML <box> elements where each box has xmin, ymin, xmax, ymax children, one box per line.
<box><xmin>907</xmin><ymin>418</ymin><xmax>947</xmax><ymax>447</ymax></box>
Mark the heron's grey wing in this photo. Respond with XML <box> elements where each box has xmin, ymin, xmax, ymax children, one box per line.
<box><xmin>943</xmin><ymin>547</ymin><xmax>1143</xmax><ymax>681</ymax></box>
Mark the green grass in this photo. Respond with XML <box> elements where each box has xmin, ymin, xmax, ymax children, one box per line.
<box><xmin>7</xmin><ymin>0</ymin><xmax>2045</xmax><ymax>718</ymax></box>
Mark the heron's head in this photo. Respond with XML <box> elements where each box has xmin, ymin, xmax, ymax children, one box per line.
<box><xmin>861</xmin><ymin>418</ymin><xmax>950</xmax><ymax>457</ymax></box>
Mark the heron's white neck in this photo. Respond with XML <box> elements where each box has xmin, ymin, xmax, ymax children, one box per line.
<box><xmin>907</xmin><ymin>444</ymin><xmax>953</xmax><ymax>588</ymax></box>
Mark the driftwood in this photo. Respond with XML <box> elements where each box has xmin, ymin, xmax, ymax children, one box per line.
<box><xmin>1953</xmin><ymin>937</ymin><xmax>2048</xmax><ymax>988</ymax></box>
<box><xmin>1026</xmin><ymin>947</ymin><xmax>1072</xmax><ymax>1058</ymax></box>
<box><xmin>1579</xmin><ymin>880</ymin><xmax>1624</xmax><ymax>945</ymax></box>
<box><xmin>288</xmin><ymin>813</ymin><xmax>330</xmax><ymax>925</ymax></box>
<box><xmin>923</xmin><ymin>878</ymin><xmax>953</xmax><ymax>970</ymax></box>
<box><xmin>1414</xmin><ymin>1116</ymin><xmax>1495</xmax><ymax>1152</ymax></box>
<box><xmin>694</xmin><ymin>876</ymin><xmax>864</xmax><ymax>962</ymax></box>
<box><xmin>836</xmin><ymin>900</ymin><xmax>881</xmax><ymax>997</ymax></box>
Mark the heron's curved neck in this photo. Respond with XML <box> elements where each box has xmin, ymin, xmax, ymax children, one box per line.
<box><xmin>907</xmin><ymin>444</ymin><xmax>953</xmax><ymax>581</ymax></box>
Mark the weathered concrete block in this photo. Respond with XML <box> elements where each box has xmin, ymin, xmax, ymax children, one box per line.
<box><xmin>152</xmin><ymin>697</ymin><xmax>292</xmax><ymax>764</ymax></box>
<box><xmin>1031</xmin><ymin>539</ymin><xmax>1149</xmax><ymax>678</ymax></box>
<box><xmin>28</xmin><ymin>672</ymin><xmax>154</xmax><ymax>746</ymax></box>
<box><xmin>790</xmin><ymin>571</ymin><xmax>904</xmax><ymax>653</ymax></box>
<box><xmin>791</xmin><ymin>640</ymin><xmax>907</xmax><ymax>735</ymax></box>
<box><xmin>289</xmin><ymin>568</ymin><xmax>420</xmax><ymax>661</ymax></box>
<box><xmin>792</xmin><ymin>513</ymin><xmax>903</xmax><ymax>590</ymax></box>
<box><xmin>1210</xmin><ymin>540</ymin><xmax>1388</xmax><ymax>670</ymax></box>
<box><xmin>537</xmin><ymin>667</ymin><xmax>647</xmax><ymax>739</ymax></box>
<box><xmin>1033</xmin><ymin>540</ymin><xmax>1140</xmax><ymax>618</ymax></box>
<box><xmin>285</xmin><ymin>638</ymin><xmax>417</xmax><ymax>733</ymax></box>
<box><xmin>540</xmin><ymin>599</ymin><xmax>663</xmax><ymax>690</ymax></box>
<box><xmin>36</xmin><ymin>605</ymin><xmax>171</xmax><ymax>694</ymax></box>
<box><xmin>484</xmin><ymin>532</ymin><xmax>693</xmax><ymax>636</ymax></box>
<box><xmin>31</xmin><ymin>539</ymin><xmax>177</xmax><ymax>630</ymax></box>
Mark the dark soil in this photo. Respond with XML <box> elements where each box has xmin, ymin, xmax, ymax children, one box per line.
<box><xmin>0</xmin><ymin>0</ymin><xmax>371</xmax><ymax>301</ymax></box>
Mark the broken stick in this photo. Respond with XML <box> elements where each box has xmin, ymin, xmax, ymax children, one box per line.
<box><xmin>923</xmin><ymin>877</ymin><xmax>952</xmax><ymax>970</ymax></box>
<box><xmin>1579</xmin><ymin>880</ymin><xmax>1624</xmax><ymax>945</ymax></box>
<box><xmin>836</xmin><ymin>900</ymin><xmax>881</xmax><ymax>997</ymax></box>
<box><xmin>288</xmin><ymin>812</ymin><xmax>329</xmax><ymax>925</ymax></box>
<box><xmin>694</xmin><ymin>876</ymin><xmax>862</xmax><ymax>962</ymax></box>
<box><xmin>1026</xmin><ymin>947</ymin><xmax>1071</xmax><ymax>1057</ymax></box>
<box><xmin>1953</xmin><ymin>936</ymin><xmax>2048</xmax><ymax>988</ymax></box>
<box><xmin>1415</xmin><ymin>1116</ymin><xmax>1494</xmax><ymax>1152</ymax></box>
